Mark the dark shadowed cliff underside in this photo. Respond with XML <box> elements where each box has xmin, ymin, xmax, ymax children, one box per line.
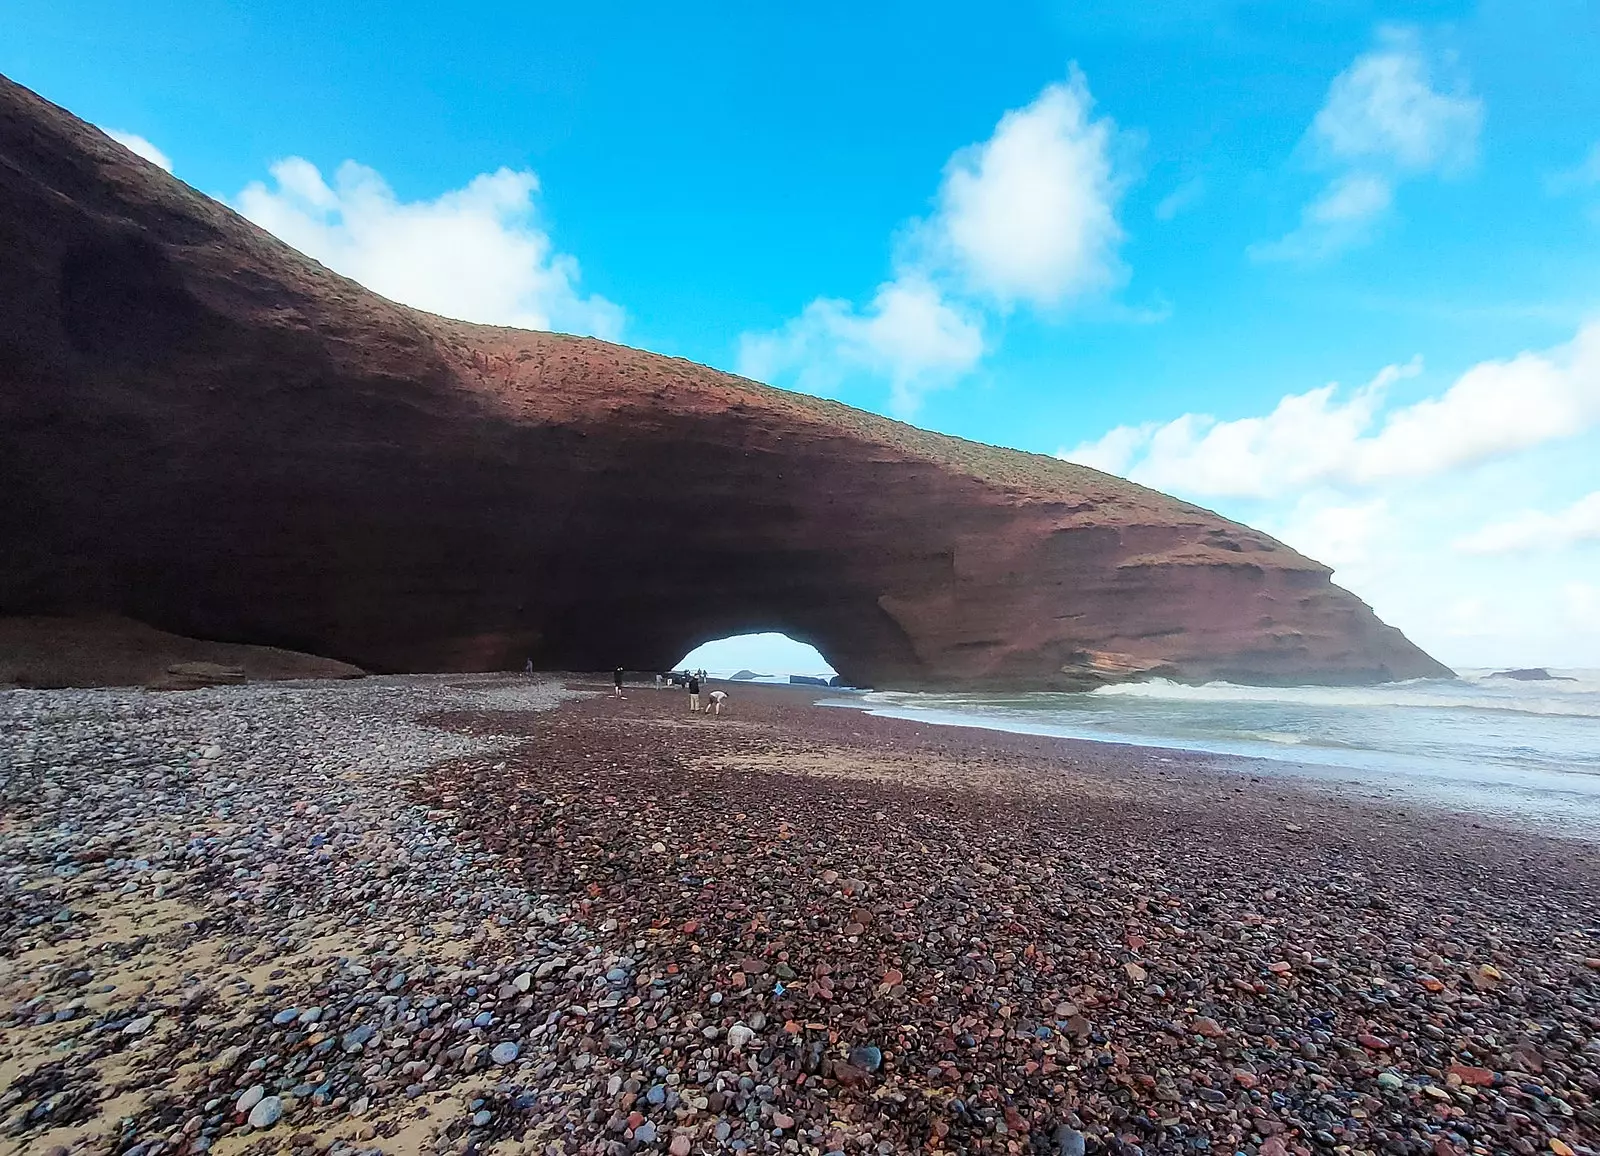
<box><xmin>0</xmin><ymin>75</ymin><xmax>1453</xmax><ymax>689</ymax></box>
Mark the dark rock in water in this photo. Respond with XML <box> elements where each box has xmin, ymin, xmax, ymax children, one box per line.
<box><xmin>729</xmin><ymin>670</ymin><xmax>765</xmax><ymax>681</ymax></box>
<box><xmin>1488</xmin><ymin>667</ymin><xmax>1576</xmax><ymax>681</ymax></box>
<box><xmin>0</xmin><ymin>74</ymin><xmax>1453</xmax><ymax>691</ymax></box>
<box><xmin>789</xmin><ymin>675</ymin><xmax>831</xmax><ymax>687</ymax></box>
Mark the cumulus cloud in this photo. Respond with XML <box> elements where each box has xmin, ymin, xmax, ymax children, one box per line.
<box><xmin>1062</xmin><ymin>322</ymin><xmax>1600</xmax><ymax>496</ymax></box>
<box><xmin>1061</xmin><ymin>324</ymin><xmax>1600</xmax><ymax>665</ymax></box>
<box><xmin>103</xmin><ymin>129</ymin><xmax>173</xmax><ymax>173</ymax></box>
<box><xmin>736</xmin><ymin>277</ymin><xmax>983</xmax><ymax>416</ymax></box>
<box><xmin>235</xmin><ymin>158</ymin><xmax>622</xmax><ymax>339</ymax></box>
<box><xmin>738</xmin><ymin>67</ymin><xmax>1128</xmax><ymax>412</ymax></box>
<box><xmin>923</xmin><ymin>69</ymin><xmax>1125</xmax><ymax>307</ymax></box>
<box><xmin>1256</xmin><ymin>31</ymin><xmax>1481</xmax><ymax>261</ymax></box>
<box><xmin>1455</xmin><ymin>491</ymin><xmax>1600</xmax><ymax>554</ymax></box>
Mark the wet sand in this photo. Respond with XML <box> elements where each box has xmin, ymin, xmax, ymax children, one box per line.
<box><xmin>2</xmin><ymin>676</ymin><xmax>1597</xmax><ymax>1156</ymax></box>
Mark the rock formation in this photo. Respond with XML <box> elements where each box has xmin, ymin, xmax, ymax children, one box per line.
<box><xmin>0</xmin><ymin>75</ymin><xmax>1453</xmax><ymax>689</ymax></box>
<box><xmin>0</xmin><ymin>615</ymin><xmax>364</xmax><ymax>689</ymax></box>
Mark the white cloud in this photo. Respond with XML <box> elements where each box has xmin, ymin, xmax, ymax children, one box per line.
<box><xmin>1060</xmin><ymin>325</ymin><xmax>1600</xmax><ymax>666</ymax></box>
<box><xmin>736</xmin><ymin>276</ymin><xmax>983</xmax><ymax>416</ymax></box>
<box><xmin>925</xmin><ymin>69</ymin><xmax>1125</xmax><ymax>307</ymax></box>
<box><xmin>1062</xmin><ymin>322</ymin><xmax>1600</xmax><ymax>496</ymax></box>
<box><xmin>235</xmin><ymin>158</ymin><xmax>622</xmax><ymax>339</ymax></box>
<box><xmin>103</xmin><ymin>129</ymin><xmax>173</xmax><ymax>173</ymax></box>
<box><xmin>1456</xmin><ymin>491</ymin><xmax>1600</xmax><ymax>554</ymax></box>
<box><xmin>1063</xmin><ymin>421</ymin><xmax>1156</xmax><ymax>474</ymax></box>
<box><xmin>1269</xmin><ymin>496</ymin><xmax>1392</xmax><ymax>570</ymax></box>
<box><xmin>1257</xmin><ymin>31</ymin><xmax>1481</xmax><ymax>261</ymax></box>
<box><xmin>1310</xmin><ymin>35</ymin><xmax>1482</xmax><ymax>174</ymax></box>
<box><xmin>1250</xmin><ymin>172</ymin><xmax>1393</xmax><ymax>261</ymax></box>
<box><xmin>738</xmin><ymin>67</ymin><xmax>1129</xmax><ymax>411</ymax></box>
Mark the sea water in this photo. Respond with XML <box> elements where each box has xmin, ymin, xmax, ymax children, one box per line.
<box><xmin>825</xmin><ymin>671</ymin><xmax>1600</xmax><ymax>836</ymax></box>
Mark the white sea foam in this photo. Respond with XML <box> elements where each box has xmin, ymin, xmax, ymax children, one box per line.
<box><xmin>836</xmin><ymin>667</ymin><xmax>1600</xmax><ymax>836</ymax></box>
<box><xmin>1237</xmin><ymin>729</ymin><xmax>1309</xmax><ymax>745</ymax></box>
<box><xmin>1089</xmin><ymin>672</ymin><xmax>1600</xmax><ymax>719</ymax></box>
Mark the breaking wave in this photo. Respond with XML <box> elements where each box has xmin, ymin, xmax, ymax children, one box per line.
<box><xmin>834</xmin><ymin>668</ymin><xmax>1600</xmax><ymax>833</ymax></box>
<box><xmin>1090</xmin><ymin>671</ymin><xmax>1600</xmax><ymax>719</ymax></box>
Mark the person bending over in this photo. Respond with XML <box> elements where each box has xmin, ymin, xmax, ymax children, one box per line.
<box><xmin>707</xmin><ymin>689</ymin><xmax>728</xmax><ymax>717</ymax></box>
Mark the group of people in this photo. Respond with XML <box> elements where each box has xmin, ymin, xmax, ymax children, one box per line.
<box><xmin>611</xmin><ymin>667</ymin><xmax>728</xmax><ymax>715</ymax></box>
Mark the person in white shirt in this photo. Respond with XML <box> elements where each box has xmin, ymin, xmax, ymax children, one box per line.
<box><xmin>707</xmin><ymin>689</ymin><xmax>729</xmax><ymax>716</ymax></box>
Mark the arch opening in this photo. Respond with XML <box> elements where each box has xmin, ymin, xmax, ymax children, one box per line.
<box><xmin>675</xmin><ymin>632</ymin><xmax>838</xmax><ymax>683</ymax></box>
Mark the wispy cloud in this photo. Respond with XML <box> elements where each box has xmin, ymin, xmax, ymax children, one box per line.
<box><xmin>1456</xmin><ymin>491</ymin><xmax>1600</xmax><ymax>554</ymax></box>
<box><xmin>1252</xmin><ymin>172</ymin><xmax>1393</xmax><ymax>262</ymax></box>
<box><xmin>1154</xmin><ymin>175</ymin><xmax>1205</xmax><ymax>221</ymax></box>
<box><xmin>1254</xmin><ymin>28</ymin><xmax>1482</xmax><ymax>262</ymax></box>
<box><xmin>1546</xmin><ymin>142</ymin><xmax>1600</xmax><ymax>223</ymax></box>
<box><xmin>1546</xmin><ymin>142</ymin><xmax>1600</xmax><ymax>195</ymax></box>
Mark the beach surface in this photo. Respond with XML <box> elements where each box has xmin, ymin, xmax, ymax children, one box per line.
<box><xmin>2</xmin><ymin>676</ymin><xmax>1597</xmax><ymax>1156</ymax></box>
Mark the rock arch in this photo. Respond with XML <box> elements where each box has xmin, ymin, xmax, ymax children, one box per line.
<box><xmin>0</xmin><ymin>75</ymin><xmax>1452</xmax><ymax>689</ymax></box>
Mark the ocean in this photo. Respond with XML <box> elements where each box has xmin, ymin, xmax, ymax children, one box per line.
<box><xmin>821</xmin><ymin>670</ymin><xmax>1600</xmax><ymax>836</ymax></box>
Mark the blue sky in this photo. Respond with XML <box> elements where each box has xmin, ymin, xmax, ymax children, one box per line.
<box><xmin>7</xmin><ymin>0</ymin><xmax>1599</xmax><ymax>670</ymax></box>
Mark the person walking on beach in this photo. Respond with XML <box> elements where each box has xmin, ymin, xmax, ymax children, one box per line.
<box><xmin>687</xmin><ymin>672</ymin><xmax>701</xmax><ymax>712</ymax></box>
<box><xmin>613</xmin><ymin>667</ymin><xmax>625</xmax><ymax>698</ymax></box>
<box><xmin>707</xmin><ymin>688</ymin><xmax>728</xmax><ymax>717</ymax></box>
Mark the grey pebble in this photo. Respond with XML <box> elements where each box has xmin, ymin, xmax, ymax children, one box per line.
<box><xmin>247</xmin><ymin>1095</ymin><xmax>283</xmax><ymax>1129</ymax></box>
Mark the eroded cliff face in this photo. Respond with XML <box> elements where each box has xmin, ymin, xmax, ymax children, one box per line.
<box><xmin>0</xmin><ymin>76</ymin><xmax>1453</xmax><ymax>688</ymax></box>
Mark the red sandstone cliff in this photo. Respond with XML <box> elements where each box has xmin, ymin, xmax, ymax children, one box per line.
<box><xmin>0</xmin><ymin>75</ymin><xmax>1452</xmax><ymax>689</ymax></box>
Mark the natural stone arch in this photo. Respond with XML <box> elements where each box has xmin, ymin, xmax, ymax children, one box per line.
<box><xmin>0</xmin><ymin>75</ymin><xmax>1452</xmax><ymax>690</ymax></box>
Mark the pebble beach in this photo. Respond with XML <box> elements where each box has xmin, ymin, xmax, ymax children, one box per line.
<box><xmin>2</xmin><ymin>676</ymin><xmax>1598</xmax><ymax>1156</ymax></box>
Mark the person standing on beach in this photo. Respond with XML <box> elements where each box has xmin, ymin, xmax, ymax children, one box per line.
<box><xmin>613</xmin><ymin>667</ymin><xmax>624</xmax><ymax>698</ymax></box>
<box><xmin>524</xmin><ymin>658</ymin><xmax>533</xmax><ymax>674</ymax></box>
<box><xmin>707</xmin><ymin>688</ymin><xmax>728</xmax><ymax>717</ymax></box>
<box><xmin>687</xmin><ymin>672</ymin><xmax>701</xmax><ymax>712</ymax></box>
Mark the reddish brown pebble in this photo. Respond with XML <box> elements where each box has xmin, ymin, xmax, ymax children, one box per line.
<box><xmin>1448</xmin><ymin>1062</ymin><xmax>1495</xmax><ymax>1087</ymax></box>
